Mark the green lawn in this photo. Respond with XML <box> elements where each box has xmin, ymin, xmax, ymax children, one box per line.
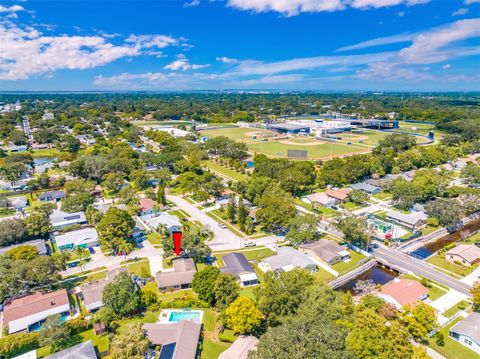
<box><xmin>427</xmin><ymin>255</ymin><xmax>474</xmax><ymax>277</ymax></box>
<box><xmin>201</xmin><ymin>338</ymin><xmax>230</xmax><ymax>359</ymax></box>
<box><xmin>199</xmin><ymin>127</ymin><xmax>271</xmax><ymax>141</ymax></box>
<box><xmin>203</xmin><ymin>309</ymin><xmax>217</xmax><ymax>332</ymax></box>
<box><xmin>168</xmin><ymin>209</ymin><xmax>189</xmax><ymax>220</ymax></box>
<box><xmin>313</xmin><ymin>267</ymin><xmax>335</xmax><ymax>284</ymax></box>
<box><xmin>341</xmin><ymin>202</ymin><xmax>366</xmax><ymax>211</ymax></box>
<box><xmin>214</xmin><ymin>247</ymin><xmax>275</xmax><ymax>263</ymax></box>
<box><xmin>0</xmin><ymin>208</ymin><xmax>16</xmax><ymax>218</ymax></box>
<box><xmin>429</xmin><ymin>317</ymin><xmax>480</xmax><ymax>359</ymax></box>
<box><xmin>204</xmin><ymin>160</ymin><xmax>248</xmax><ymax>181</ymax></box>
<box><xmin>443</xmin><ymin>300</ymin><xmax>470</xmax><ymax>318</ymax></box>
<box><xmin>247</xmin><ymin>140</ymin><xmax>367</xmax><ymax>159</ymax></box>
<box><xmin>122</xmin><ymin>259</ymin><xmax>151</xmax><ymax>278</ymax></box>
<box><xmin>205</xmin><ymin>211</ymin><xmax>244</xmax><ymax>237</ymax></box>
<box><xmin>331</xmin><ymin>251</ymin><xmax>366</xmax><ymax>275</ymax></box>
<box><xmin>147</xmin><ymin>232</ymin><xmax>163</xmax><ymax>245</ymax></box>
<box><xmin>37</xmin><ymin>329</ymin><xmax>109</xmax><ymax>357</ymax></box>
<box><xmin>465</xmin><ymin>232</ymin><xmax>480</xmax><ymax>243</ymax></box>
<box><xmin>30</xmin><ymin>148</ymin><xmax>60</xmax><ymax>158</ymax></box>
<box><xmin>372</xmin><ymin>192</ymin><xmax>392</xmax><ymax>200</ymax></box>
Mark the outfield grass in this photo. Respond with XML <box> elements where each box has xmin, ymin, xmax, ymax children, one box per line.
<box><xmin>247</xmin><ymin>140</ymin><xmax>366</xmax><ymax>159</ymax></box>
<box><xmin>203</xmin><ymin>160</ymin><xmax>248</xmax><ymax>181</ymax></box>
<box><xmin>331</xmin><ymin>251</ymin><xmax>366</xmax><ymax>275</ymax></box>
<box><xmin>429</xmin><ymin>317</ymin><xmax>480</xmax><ymax>359</ymax></box>
<box><xmin>200</xmin><ymin>127</ymin><xmax>272</xmax><ymax>141</ymax></box>
<box><xmin>427</xmin><ymin>255</ymin><xmax>474</xmax><ymax>277</ymax></box>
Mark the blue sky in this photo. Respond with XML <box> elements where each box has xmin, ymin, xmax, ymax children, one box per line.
<box><xmin>0</xmin><ymin>0</ymin><xmax>479</xmax><ymax>91</ymax></box>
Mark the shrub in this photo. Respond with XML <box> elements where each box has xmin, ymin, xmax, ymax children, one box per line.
<box><xmin>420</xmin><ymin>278</ymin><xmax>432</xmax><ymax>288</ymax></box>
<box><xmin>0</xmin><ymin>332</ymin><xmax>39</xmax><ymax>357</ymax></box>
<box><xmin>67</xmin><ymin>318</ymin><xmax>92</xmax><ymax>334</ymax></box>
<box><xmin>435</xmin><ymin>332</ymin><xmax>445</xmax><ymax>346</ymax></box>
<box><xmin>219</xmin><ymin>331</ymin><xmax>236</xmax><ymax>343</ymax></box>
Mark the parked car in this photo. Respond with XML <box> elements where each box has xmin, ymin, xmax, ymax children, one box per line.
<box><xmin>243</xmin><ymin>240</ymin><xmax>256</xmax><ymax>247</ymax></box>
<box><xmin>218</xmin><ymin>223</ymin><xmax>227</xmax><ymax>229</ymax></box>
<box><xmin>88</xmin><ymin>247</ymin><xmax>95</xmax><ymax>255</ymax></box>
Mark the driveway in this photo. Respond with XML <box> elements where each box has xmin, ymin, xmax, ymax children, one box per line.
<box><xmin>430</xmin><ymin>289</ymin><xmax>469</xmax><ymax>312</ymax></box>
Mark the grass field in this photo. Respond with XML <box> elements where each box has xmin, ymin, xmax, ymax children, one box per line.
<box><xmin>331</xmin><ymin>251</ymin><xmax>366</xmax><ymax>275</ymax></box>
<box><xmin>203</xmin><ymin>160</ymin><xmax>249</xmax><ymax>181</ymax></box>
<box><xmin>427</xmin><ymin>255</ymin><xmax>474</xmax><ymax>277</ymax></box>
<box><xmin>199</xmin><ymin>127</ymin><xmax>273</xmax><ymax>141</ymax></box>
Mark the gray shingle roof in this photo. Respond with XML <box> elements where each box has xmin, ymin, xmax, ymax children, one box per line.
<box><xmin>44</xmin><ymin>340</ymin><xmax>97</xmax><ymax>359</ymax></box>
<box><xmin>220</xmin><ymin>252</ymin><xmax>255</xmax><ymax>278</ymax></box>
<box><xmin>450</xmin><ymin>312</ymin><xmax>480</xmax><ymax>345</ymax></box>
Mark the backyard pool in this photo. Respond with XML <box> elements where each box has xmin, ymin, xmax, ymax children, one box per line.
<box><xmin>158</xmin><ymin>309</ymin><xmax>204</xmax><ymax>324</ymax></box>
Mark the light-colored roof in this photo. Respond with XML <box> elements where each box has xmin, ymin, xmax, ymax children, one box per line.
<box><xmin>146</xmin><ymin>213</ymin><xmax>181</xmax><ymax>230</ymax></box>
<box><xmin>450</xmin><ymin>312</ymin><xmax>480</xmax><ymax>345</ymax></box>
<box><xmin>3</xmin><ymin>290</ymin><xmax>69</xmax><ymax>326</ymax></box>
<box><xmin>386</xmin><ymin>211</ymin><xmax>428</xmax><ymax>226</ymax></box>
<box><xmin>80</xmin><ymin>268</ymin><xmax>129</xmax><ymax>310</ymax></box>
<box><xmin>0</xmin><ymin>239</ymin><xmax>48</xmax><ymax>256</ymax></box>
<box><xmin>94</xmin><ymin>203</ymin><xmax>128</xmax><ymax>214</ymax></box>
<box><xmin>304</xmin><ymin>192</ymin><xmax>334</xmax><ymax>205</ymax></box>
<box><xmin>381</xmin><ymin>279</ymin><xmax>428</xmax><ymax>307</ymax></box>
<box><xmin>446</xmin><ymin>244</ymin><xmax>480</xmax><ymax>263</ymax></box>
<box><xmin>55</xmin><ymin>227</ymin><xmax>98</xmax><ymax>248</ymax></box>
<box><xmin>301</xmin><ymin>240</ymin><xmax>346</xmax><ymax>263</ymax></box>
<box><xmin>325</xmin><ymin>188</ymin><xmax>351</xmax><ymax>201</ymax></box>
<box><xmin>144</xmin><ymin>321</ymin><xmax>201</xmax><ymax>359</ymax></box>
<box><xmin>45</xmin><ymin>340</ymin><xmax>97</xmax><ymax>359</ymax></box>
<box><xmin>50</xmin><ymin>209</ymin><xmax>86</xmax><ymax>227</ymax></box>
<box><xmin>349</xmin><ymin>182</ymin><xmax>379</xmax><ymax>193</ymax></box>
<box><xmin>39</xmin><ymin>190</ymin><xmax>66</xmax><ymax>201</ymax></box>
<box><xmin>156</xmin><ymin>258</ymin><xmax>197</xmax><ymax>288</ymax></box>
<box><xmin>262</xmin><ymin>247</ymin><xmax>316</xmax><ymax>272</ymax></box>
<box><xmin>218</xmin><ymin>336</ymin><xmax>259</xmax><ymax>359</ymax></box>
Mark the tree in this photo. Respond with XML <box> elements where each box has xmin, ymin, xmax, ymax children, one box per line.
<box><xmin>117</xmin><ymin>239</ymin><xmax>134</xmax><ymax>262</ymax></box>
<box><xmin>400</xmin><ymin>302</ymin><xmax>436</xmax><ymax>342</ymax></box>
<box><xmin>86</xmin><ymin>207</ymin><xmax>103</xmax><ymax>226</ymax></box>
<box><xmin>191</xmin><ymin>266</ymin><xmax>220</xmax><ymax>305</ymax></box>
<box><xmin>225</xmin><ymin>296</ymin><xmax>263</xmax><ymax>334</ymax></box>
<box><xmin>373</xmin><ymin>133</ymin><xmax>416</xmax><ymax>155</ymax></box>
<box><xmin>109</xmin><ymin>323</ymin><xmax>150</xmax><ymax>359</ymax></box>
<box><xmin>335</xmin><ymin>216</ymin><xmax>370</xmax><ymax>249</ymax></box>
<box><xmin>38</xmin><ymin>314</ymin><xmax>71</xmax><ymax>352</ymax></box>
<box><xmin>471</xmin><ymin>280</ymin><xmax>480</xmax><ymax>311</ymax></box>
<box><xmin>348</xmin><ymin>190</ymin><xmax>369</xmax><ymax>206</ymax></box>
<box><xmin>237</xmin><ymin>195</ymin><xmax>247</xmax><ymax>230</ymax></box>
<box><xmin>215</xmin><ymin>273</ymin><xmax>240</xmax><ymax>310</ymax></box>
<box><xmin>255</xmin><ymin>268</ymin><xmax>314</xmax><ymax>326</ymax></box>
<box><xmin>118</xmin><ymin>186</ymin><xmax>139</xmax><ymax>206</ymax></box>
<box><xmin>103</xmin><ymin>272</ymin><xmax>141</xmax><ymax>317</ymax></box>
<box><xmin>256</xmin><ymin>188</ymin><xmax>296</xmax><ymax>232</ymax></box>
<box><xmin>23</xmin><ymin>212</ymin><xmax>50</xmax><ymax>238</ymax></box>
<box><xmin>74</xmin><ymin>246</ymin><xmax>88</xmax><ymax>273</ymax></box>
<box><xmin>5</xmin><ymin>245</ymin><xmax>39</xmax><ymax>260</ymax></box>
<box><xmin>286</xmin><ymin>214</ymin><xmax>319</xmax><ymax>246</ymax></box>
<box><xmin>141</xmin><ymin>286</ymin><xmax>159</xmax><ymax>308</ymax></box>
<box><xmin>92</xmin><ymin>307</ymin><xmax>117</xmax><ymax>327</ymax></box>
<box><xmin>97</xmin><ymin>207</ymin><xmax>135</xmax><ymax>253</ymax></box>
<box><xmin>425</xmin><ymin>198</ymin><xmax>464</xmax><ymax>228</ymax></box>
<box><xmin>226</xmin><ymin>194</ymin><xmax>237</xmax><ymax>222</ymax></box>
<box><xmin>0</xmin><ymin>218</ymin><xmax>26</xmax><ymax>247</ymax></box>
<box><xmin>157</xmin><ymin>184</ymin><xmax>167</xmax><ymax>205</ymax></box>
<box><xmin>61</xmin><ymin>192</ymin><xmax>95</xmax><ymax>213</ymax></box>
<box><xmin>161</xmin><ymin>224</ymin><xmax>212</xmax><ymax>262</ymax></box>
<box><xmin>461</xmin><ymin>162</ymin><xmax>480</xmax><ymax>185</ymax></box>
<box><xmin>390</xmin><ymin>178</ymin><xmax>421</xmax><ymax>211</ymax></box>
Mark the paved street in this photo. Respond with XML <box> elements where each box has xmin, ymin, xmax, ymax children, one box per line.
<box><xmin>373</xmin><ymin>247</ymin><xmax>472</xmax><ymax>296</ymax></box>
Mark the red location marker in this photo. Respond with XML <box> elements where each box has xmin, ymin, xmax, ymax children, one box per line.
<box><xmin>172</xmin><ymin>231</ymin><xmax>182</xmax><ymax>256</ymax></box>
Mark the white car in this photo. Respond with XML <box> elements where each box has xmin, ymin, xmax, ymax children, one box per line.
<box><xmin>218</xmin><ymin>223</ymin><xmax>227</xmax><ymax>229</ymax></box>
<box><xmin>243</xmin><ymin>240</ymin><xmax>256</xmax><ymax>247</ymax></box>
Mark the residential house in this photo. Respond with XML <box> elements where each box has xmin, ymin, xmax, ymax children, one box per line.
<box><xmin>449</xmin><ymin>312</ymin><xmax>480</xmax><ymax>354</ymax></box>
<box><xmin>378</xmin><ymin>279</ymin><xmax>428</xmax><ymax>310</ymax></box>
<box><xmin>38</xmin><ymin>190</ymin><xmax>66</xmax><ymax>202</ymax></box>
<box><xmin>143</xmin><ymin>320</ymin><xmax>201</xmax><ymax>359</ymax></box>
<box><xmin>217</xmin><ymin>195</ymin><xmax>251</xmax><ymax>208</ymax></box>
<box><xmin>3</xmin><ymin>289</ymin><xmax>70</xmax><ymax>334</ymax></box>
<box><xmin>259</xmin><ymin>247</ymin><xmax>317</xmax><ymax>273</ymax></box>
<box><xmin>0</xmin><ymin>239</ymin><xmax>48</xmax><ymax>256</ymax></box>
<box><xmin>156</xmin><ymin>258</ymin><xmax>197</xmax><ymax>292</ymax></box>
<box><xmin>54</xmin><ymin>227</ymin><xmax>99</xmax><ymax>251</ymax></box>
<box><xmin>95</xmin><ymin>203</ymin><xmax>128</xmax><ymax>214</ymax></box>
<box><xmin>50</xmin><ymin>210</ymin><xmax>87</xmax><ymax>230</ymax></box>
<box><xmin>220</xmin><ymin>253</ymin><xmax>259</xmax><ymax>287</ymax></box>
<box><xmin>218</xmin><ymin>336</ymin><xmax>259</xmax><ymax>359</ymax></box>
<box><xmin>300</xmin><ymin>240</ymin><xmax>350</xmax><ymax>265</ymax></box>
<box><xmin>446</xmin><ymin>244</ymin><xmax>480</xmax><ymax>267</ymax></box>
<box><xmin>349</xmin><ymin>182</ymin><xmax>380</xmax><ymax>195</ymax></box>
<box><xmin>302</xmin><ymin>192</ymin><xmax>336</xmax><ymax>208</ymax></box>
<box><xmin>139</xmin><ymin>197</ymin><xmax>158</xmax><ymax>216</ymax></box>
<box><xmin>248</xmin><ymin>207</ymin><xmax>258</xmax><ymax>223</ymax></box>
<box><xmin>386</xmin><ymin>211</ymin><xmax>428</xmax><ymax>230</ymax></box>
<box><xmin>386</xmin><ymin>173</ymin><xmax>413</xmax><ymax>182</ymax></box>
<box><xmin>79</xmin><ymin>268</ymin><xmax>129</xmax><ymax>312</ymax></box>
<box><xmin>146</xmin><ymin>213</ymin><xmax>181</xmax><ymax>234</ymax></box>
<box><xmin>45</xmin><ymin>341</ymin><xmax>97</xmax><ymax>359</ymax></box>
<box><xmin>325</xmin><ymin>188</ymin><xmax>351</xmax><ymax>204</ymax></box>
<box><xmin>9</xmin><ymin>196</ymin><xmax>28</xmax><ymax>211</ymax></box>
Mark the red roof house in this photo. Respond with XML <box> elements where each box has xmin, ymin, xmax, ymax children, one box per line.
<box><xmin>379</xmin><ymin>279</ymin><xmax>428</xmax><ymax>309</ymax></box>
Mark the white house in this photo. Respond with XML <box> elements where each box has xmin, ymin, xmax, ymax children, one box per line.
<box><xmin>302</xmin><ymin>192</ymin><xmax>336</xmax><ymax>208</ymax></box>
<box><xmin>259</xmin><ymin>247</ymin><xmax>317</xmax><ymax>273</ymax></box>
<box><xmin>3</xmin><ymin>290</ymin><xmax>70</xmax><ymax>334</ymax></box>
<box><xmin>49</xmin><ymin>209</ymin><xmax>87</xmax><ymax>229</ymax></box>
<box><xmin>54</xmin><ymin>227</ymin><xmax>99</xmax><ymax>251</ymax></box>
<box><xmin>449</xmin><ymin>312</ymin><xmax>480</xmax><ymax>354</ymax></box>
<box><xmin>146</xmin><ymin>213</ymin><xmax>181</xmax><ymax>233</ymax></box>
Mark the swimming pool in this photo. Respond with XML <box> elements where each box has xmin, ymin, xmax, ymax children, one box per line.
<box><xmin>158</xmin><ymin>309</ymin><xmax>204</xmax><ymax>324</ymax></box>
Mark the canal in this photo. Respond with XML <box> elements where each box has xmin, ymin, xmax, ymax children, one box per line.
<box><xmin>337</xmin><ymin>265</ymin><xmax>399</xmax><ymax>293</ymax></box>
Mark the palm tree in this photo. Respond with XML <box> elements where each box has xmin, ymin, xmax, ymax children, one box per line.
<box><xmin>74</xmin><ymin>246</ymin><xmax>86</xmax><ymax>273</ymax></box>
<box><xmin>117</xmin><ymin>240</ymin><xmax>134</xmax><ymax>262</ymax></box>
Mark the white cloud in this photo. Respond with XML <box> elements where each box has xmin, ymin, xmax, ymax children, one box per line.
<box><xmin>452</xmin><ymin>8</ymin><xmax>469</xmax><ymax>16</ymax></box>
<box><xmin>164</xmin><ymin>54</ymin><xmax>209</xmax><ymax>71</ymax></box>
<box><xmin>464</xmin><ymin>0</ymin><xmax>480</xmax><ymax>4</ymax></box>
<box><xmin>216</xmin><ymin>56</ymin><xmax>239</xmax><ymax>64</ymax></box>
<box><xmin>0</xmin><ymin>4</ymin><xmax>24</xmax><ymax>13</ymax></box>
<box><xmin>227</xmin><ymin>0</ymin><xmax>429</xmax><ymax>16</ymax></box>
<box><xmin>0</xmin><ymin>22</ymin><xmax>184</xmax><ymax>80</ymax></box>
<box><xmin>442</xmin><ymin>64</ymin><xmax>451</xmax><ymax>69</ymax></box>
<box><xmin>336</xmin><ymin>32</ymin><xmax>414</xmax><ymax>52</ymax></box>
<box><xmin>184</xmin><ymin>0</ymin><xmax>200</xmax><ymax>7</ymax></box>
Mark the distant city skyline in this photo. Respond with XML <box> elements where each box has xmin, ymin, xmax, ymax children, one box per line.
<box><xmin>1</xmin><ymin>0</ymin><xmax>480</xmax><ymax>91</ymax></box>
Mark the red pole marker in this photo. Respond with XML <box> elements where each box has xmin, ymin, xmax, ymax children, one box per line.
<box><xmin>172</xmin><ymin>231</ymin><xmax>182</xmax><ymax>255</ymax></box>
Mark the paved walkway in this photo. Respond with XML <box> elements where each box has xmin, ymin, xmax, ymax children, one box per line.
<box><xmin>430</xmin><ymin>289</ymin><xmax>469</xmax><ymax>312</ymax></box>
<box><xmin>461</xmin><ymin>266</ymin><xmax>480</xmax><ymax>286</ymax></box>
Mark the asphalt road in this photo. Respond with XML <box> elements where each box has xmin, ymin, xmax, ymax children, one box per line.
<box><xmin>373</xmin><ymin>247</ymin><xmax>472</xmax><ymax>296</ymax></box>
